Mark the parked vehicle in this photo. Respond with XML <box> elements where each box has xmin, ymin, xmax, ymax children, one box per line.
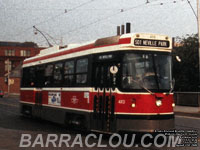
<box><xmin>0</xmin><ymin>90</ymin><xmax>4</xmax><ymax>98</ymax></box>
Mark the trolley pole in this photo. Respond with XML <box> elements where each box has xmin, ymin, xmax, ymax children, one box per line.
<box><xmin>197</xmin><ymin>0</ymin><xmax>200</xmax><ymax>111</ymax></box>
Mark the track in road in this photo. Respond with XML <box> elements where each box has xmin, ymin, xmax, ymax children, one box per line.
<box><xmin>175</xmin><ymin>116</ymin><xmax>200</xmax><ymax>134</ymax></box>
<box><xmin>0</xmin><ymin>98</ymin><xmax>200</xmax><ymax>150</ymax></box>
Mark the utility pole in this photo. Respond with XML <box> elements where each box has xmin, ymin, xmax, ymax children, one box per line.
<box><xmin>197</xmin><ymin>0</ymin><xmax>200</xmax><ymax>111</ymax></box>
<box><xmin>197</xmin><ymin>0</ymin><xmax>200</xmax><ymax>81</ymax></box>
<box><xmin>7</xmin><ymin>59</ymin><xmax>10</xmax><ymax>96</ymax></box>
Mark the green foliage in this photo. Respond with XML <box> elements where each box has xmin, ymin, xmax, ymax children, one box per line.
<box><xmin>172</xmin><ymin>34</ymin><xmax>199</xmax><ymax>91</ymax></box>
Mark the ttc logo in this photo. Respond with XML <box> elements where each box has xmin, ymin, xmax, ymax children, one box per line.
<box><xmin>71</xmin><ymin>96</ymin><xmax>78</xmax><ymax>104</ymax></box>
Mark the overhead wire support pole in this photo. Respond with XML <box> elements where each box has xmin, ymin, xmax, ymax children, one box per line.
<box><xmin>33</xmin><ymin>26</ymin><xmax>53</xmax><ymax>47</ymax></box>
<box><xmin>197</xmin><ymin>0</ymin><xmax>200</xmax><ymax>112</ymax></box>
<box><xmin>187</xmin><ymin>0</ymin><xmax>198</xmax><ymax>19</ymax></box>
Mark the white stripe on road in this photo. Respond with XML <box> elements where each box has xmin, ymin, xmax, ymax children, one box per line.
<box><xmin>175</xmin><ymin>115</ymin><xmax>200</xmax><ymax>120</ymax></box>
<box><xmin>0</xmin><ymin>102</ymin><xmax>18</xmax><ymax>108</ymax></box>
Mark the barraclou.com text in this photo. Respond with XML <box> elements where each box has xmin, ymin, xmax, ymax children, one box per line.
<box><xmin>19</xmin><ymin>133</ymin><xmax>181</xmax><ymax>148</ymax></box>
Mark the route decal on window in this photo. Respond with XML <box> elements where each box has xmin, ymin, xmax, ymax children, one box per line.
<box><xmin>48</xmin><ymin>92</ymin><xmax>61</xmax><ymax>106</ymax></box>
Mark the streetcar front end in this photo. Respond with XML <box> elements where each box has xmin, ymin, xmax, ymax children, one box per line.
<box><xmin>115</xmin><ymin>34</ymin><xmax>175</xmax><ymax>133</ymax></box>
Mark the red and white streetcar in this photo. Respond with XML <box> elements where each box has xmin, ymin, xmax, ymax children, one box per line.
<box><xmin>20</xmin><ymin>33</ymin><xmax>175</xmax><ymax>133</ymax></box>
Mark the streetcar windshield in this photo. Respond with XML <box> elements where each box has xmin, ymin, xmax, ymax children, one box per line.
<box><xmin>122</xmin><ymin>52</ymin><xmax>172</xmax><ymax>91</ymax></box>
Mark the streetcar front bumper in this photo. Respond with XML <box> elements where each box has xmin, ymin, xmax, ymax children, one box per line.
<box><xmin>116</xmin><ymin>114</ymin><xmax>175</xmax><ymax>133</ymax></box>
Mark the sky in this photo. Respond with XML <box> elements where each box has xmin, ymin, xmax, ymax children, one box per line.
<box><xmin>0</xmin><ymin>0</ymin><xmax>198</xmax><ymax>47</ymax></box>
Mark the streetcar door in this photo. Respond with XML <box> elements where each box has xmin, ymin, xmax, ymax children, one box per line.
<box><xmin>92</xmin><ymin>63</ymin><xmax>117</xmax><ymax>132</ymax></box>
<box><xmin>34</xmin><ymin>66</ymin><xmax>44</xmax><ymax>118</ymax></box>
<box><xmin>34</xmin><ymin>89</ymin><xmax>43</xmax><ymax>118</ymax></box>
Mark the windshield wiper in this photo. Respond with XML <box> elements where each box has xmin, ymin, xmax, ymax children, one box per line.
<box><xmin>152</xmin><ymin>55</ymin><xmax>160</xmax><ymax>90</ymax></box>
<box><xmin>167</xmin><ymin>79</ymin><xmax>175</xmax><ymax>95</ymax></box>
<box><xmin>131</xmin><ymin>79</ymin><xmax>154</xmax><ymax>95</ymax></box>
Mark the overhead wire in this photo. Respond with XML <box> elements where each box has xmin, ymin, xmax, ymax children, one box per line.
<box><xmin>34</xmin><ymin>0</ymin><xmax>166</xmax><ymax>45</ymax></box>
<box><xmin>130</xmin><ymin>0</ymin><xmax>196</xmax><ymax>34</ymax></box>
<box><xmin>129</xmin><ymin>0</ymin><xmax>197</xmax><ymax>38</ymax></box>
<box><xmin>3</xmin><ymin>0</ymin><xmax>196</xmax><ymax>46</ymax></box>
<box><xmin>1</xmin><ymin>0</ymin><xmax>161</xmax><ymax>42</ymax></box>
<box><xmin>8</xmin><ymin>0</ymin><xmax>96</xmax><ymax>41</ymax></box>
<box><xmin>32</xmin><ymin>0</ymin><xmax>97</xmax><ymax>27</ymax></box>
<box><xmin>45</xmin><ymin>0</ymin><xmax>186</xmax><ymax>45</ymax></box>
<box><xmin>36</xmin><ymin>2</ymin><xmax>149</xmax><ymax>45</ymax></box>
<box><xmin>37</xmin><ymin>0</ymin><xmax>159</xmax><ymax>45</ymax></box>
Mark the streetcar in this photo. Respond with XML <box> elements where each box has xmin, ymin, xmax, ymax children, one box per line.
<box><xmin>20</xmin><ymin>33</ymin><xmax>175</xmax><ymax>133</ymax></box>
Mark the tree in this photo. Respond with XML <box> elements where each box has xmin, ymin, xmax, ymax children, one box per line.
<box><xmin>172</xmin><ymin>34</ymin><xmax>199</xmax><ymax>91</ymax></box>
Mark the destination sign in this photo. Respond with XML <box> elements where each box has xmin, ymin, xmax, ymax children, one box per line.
<box><xmin>98</xmin><ymin>54</ymin><xmax>113</xmax><ymax>60</ymax></box>
<box><xmin>134</xmin><ymin>39</ymin><xmax>170</xmax><ymax>48</ymax></box>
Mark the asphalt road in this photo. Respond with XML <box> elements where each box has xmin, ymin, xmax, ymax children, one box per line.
<box><xmin>0</xmin><ymin>97</ymin><xmax>199</xmax><ymax>150</ymax></box>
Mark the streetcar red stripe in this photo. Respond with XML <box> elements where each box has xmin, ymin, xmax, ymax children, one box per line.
<box><xmin>23</xmin><ymin>37</ymin><xmax>131</xmax><ymax>65</ymax></box>
<box><xmin>23</xmin><ymin>44</ymin><xmax>94</xmax><ymax>64</ymax></box>
<box><xmin>20</xmin><ymin>89</ymin><xmax>173</xmax><ymax>114</ymax></box>
<box><xmin>118</xmin><ymin>37</ymin><xmax>131</xmax><ymax>44</ymax></box>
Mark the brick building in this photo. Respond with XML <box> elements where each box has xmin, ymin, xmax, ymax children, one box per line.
<box><xmin>0</xmin><ymin>41</ymin><xmax>44</xmax><ymax>95</ymax></box>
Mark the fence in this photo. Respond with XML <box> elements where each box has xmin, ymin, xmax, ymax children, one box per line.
<box><xmin>174</xmin><ymin>92</ymin><xmax>200</xmax><ymax>107</ymax></box>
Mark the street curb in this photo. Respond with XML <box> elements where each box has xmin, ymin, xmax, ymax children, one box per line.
<box><xmin>3</xmin><ymin>94</ymin><xmax>19</xmax><ymax>98</ymax></box>
<box><xmin>175</xmin><ymin>111</ymin><xmax>200</xmax><ymax>118</ymax></box>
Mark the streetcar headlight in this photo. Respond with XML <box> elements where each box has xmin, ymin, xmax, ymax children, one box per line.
<box><xmin>131</xmin><ymin>98</ymin><xmax>136</xmax><ymax>108</ymax></box>
<box><xmin>172</xmin><ymin>103</ymin><xmax>175</xmax><ymax>107</ymax></box>
<box><xmin>131</xmin><ymin>103</ymin><xmax>136</xmax><ymax>108</ymax></box>
<box><xmin>156</xmin><ymin>100</ymin><xmax>162</xmax><ymax>107</ymax></box>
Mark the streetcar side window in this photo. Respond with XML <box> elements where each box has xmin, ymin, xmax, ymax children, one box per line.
<box><xmin>35</xmin><ymin>65</ymin><xmax>45</xmax><ymax>87</ymax></box>
<box><xmin>29</xmin><ymin>67</ymin><xmax>36</xmax><ymax>87</ymax></box>
<box><xmin>64</xmin><ymin>60</ymin><xmax>74</xmax><ymax>86</ymax></box>
<box><xmin>22</xmin><ymin>67</ymin><xmax>35</xmax><ymax>87</ymax></box>
<box><xmin>21</xmin><ymin>68</ymin><xmax>28</xmax><ymax>87</ymax></box>
<box><xmin>44</xmin><ymin>64</ymin><xmax>54</xmax><ymax>86</ymax></box>
<box><xmin>53</xmin><ymin>62</ymin><xmax>63</xmax><ymax>86</ymax></box>
<box><xmin>76</xmin><ymin>58</ymin><xmax>88</xmax><ymax>84</ymax></box>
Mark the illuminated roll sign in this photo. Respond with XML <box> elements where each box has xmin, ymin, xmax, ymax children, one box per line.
<box><xmin>134</xmin><ymin>39</ymin><xmax>170</xmax><ymax>48</ymax></box>
<box><xmin>98</xmin><ymin>54</ymin><xmax>113</xmax><ymax>60</ymax></box>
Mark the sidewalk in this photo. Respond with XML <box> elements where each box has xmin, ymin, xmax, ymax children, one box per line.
<box><xmin>174</xmin><ymin>105</ymin><xmax>200</xmax><ymax>118</ymax></box>
<box><xmin>4</xmin><ymin>93</ymin><xmax>20</xmax><ymax>98</ymax></box>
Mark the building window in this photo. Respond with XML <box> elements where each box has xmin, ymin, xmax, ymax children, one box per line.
<box><xmin>5</xmin><ymin>49</ymin><xmax>15</xmax><ymax>56</ymax></box>
<box><xmin>20</xmin><ymin>50</ymin><xmax>31</xmax><ymax>57</ymax></box>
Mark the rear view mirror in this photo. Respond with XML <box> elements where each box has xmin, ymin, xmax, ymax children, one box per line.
<box><xmin>176</xmin><ymin>56</ymin><xmax>181</xmax><ymax>62</ymax></box>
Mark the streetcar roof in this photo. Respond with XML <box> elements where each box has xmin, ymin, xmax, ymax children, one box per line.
<box><xmin>23</xmin><ymin>33</ymin><xmax>172</xmax><ymax>67</ymax></box>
